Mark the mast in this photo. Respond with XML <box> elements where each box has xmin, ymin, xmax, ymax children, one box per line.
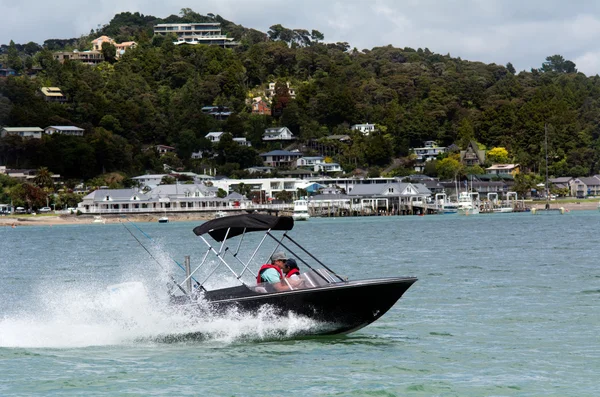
<box><xmin>545</xmin><ymin>123</ymin><xmax>550</xmax><ymax>207</ymax></box>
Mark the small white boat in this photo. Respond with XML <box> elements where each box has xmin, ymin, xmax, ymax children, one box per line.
<box><xmin>158</xmin><ymin>216</ymin><xmax>169</xmax><ymax>223</ymax></box>
<box><xmin>92</xmin><ymin>216</ymin><xmax>106</xmax><ymax>224</ymax></box>
<box><xmin>215</xmin><ymin>211</ymin><xmax>227</xmax><ymax>219</ymax></box>
<box><xmin>292</xmin><ymin>199</ymin><xmax>310</xmax><ymax>221</ymax></box>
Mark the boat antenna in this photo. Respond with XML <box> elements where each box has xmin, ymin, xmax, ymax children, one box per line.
<box><xmin>119</xmin><ymin>219</ymin><xmax>190</xmax><ymax>295</ymax></box>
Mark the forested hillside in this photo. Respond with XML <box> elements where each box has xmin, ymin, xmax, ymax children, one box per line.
<box><xmin>1</xmin><ymin>9</ymin><xmax>600</xmax><ymax>183</ymax></box>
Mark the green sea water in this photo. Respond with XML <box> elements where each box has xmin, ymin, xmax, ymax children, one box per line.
<box><xmin>1</xmin><ymin>212</ymin><xmax>599</xmax><ymax>396</ymax></box>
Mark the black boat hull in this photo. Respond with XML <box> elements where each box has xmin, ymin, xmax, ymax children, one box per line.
<box><xmin>175</xmin><ymin>277</ymin><xmax>417</xmax><ymax>335</ymax></box>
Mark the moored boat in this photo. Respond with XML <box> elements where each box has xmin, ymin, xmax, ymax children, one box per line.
<box><xmin>292</xmin><ymin>199</ymin><xmax>310</xmax><ymax>221</ymax></box>
<box><xmin>168</xmin><ymin>214</ymin><xmax>417</xmax><ymax>335</ymax></box>
<box><xmin>457</xmin><ymin>192</ymin><xmax>479</xmax><ymax>216</ymax></box>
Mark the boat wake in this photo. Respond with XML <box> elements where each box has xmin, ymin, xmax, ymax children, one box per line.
<box><xmin>0</xmin><ymin>281</ymin><xmax>324</xmax><ymax>349</ymax></box>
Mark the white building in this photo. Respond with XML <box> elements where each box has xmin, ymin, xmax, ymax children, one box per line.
<box><xmin>263</xmin><ymin>127</ymin><xmax>295</xmax><ymax>141</ymax></box>
<box><xmin>265</xmin><ymin>82</ymin><xmax>296</xmax><ymax>100</ymax></box>
<box><xmin>350</xmin><ymin>123</ymin><xmax>376</xmax><ymax>136</ymax></box>
<box><xmin>0</xmin><ymin>127</ymin><xmax>44</xmax><ymax>139</ymax></box>
<box><xmin>44</xmin><ymin>126</ymin><xmax>85</xmax><ymax>136</ymax></box>
<box><xmin>154</xmin><ymin>23</ymin><xmax>239</xmax><ymax>47</ymax></box>
<box><xmin>412</xmin><ymin>141</ymin><xmax>447</xmax><ymax>172</ymax></box>
<box><xmin>206</xmin><ymin>131</ymin><xmax>225</xmax><ymax>143</ymax></box>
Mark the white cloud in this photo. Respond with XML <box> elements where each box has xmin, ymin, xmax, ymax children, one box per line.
<box><xmin>2</xmin><ymin>1</ymin><xmax>600</xmax><ymax>75</ymax></box>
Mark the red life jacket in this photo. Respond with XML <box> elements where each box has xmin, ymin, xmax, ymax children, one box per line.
<box><xmin>286</xmin><ymin>268</ymin><xmax>300</xmax><ymax>278</ymax></box>
<box><xmin>257</xmin><ymin>264</ymin><xmax>283</xmax><ymax>284</ymax></box>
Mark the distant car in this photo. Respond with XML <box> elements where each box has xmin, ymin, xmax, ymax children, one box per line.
<box><xmin>39</xmin><ymin>207</ymin><xmax>52</xmax><ymax>213</ymax></box>
<box><xmin>15</xmin><ymin>207</ymin><xmax>26</xmax><ymax>214</ymax></box>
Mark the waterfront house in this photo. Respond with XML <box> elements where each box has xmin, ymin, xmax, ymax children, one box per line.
<box><xmin>263</xmin><ymin>127</ymin><xmax>295</xmax><ymax>141</ymax></box>
<box><xmin>569</xmin><ymin>176</ymin><xmax>600</xmax><ymax>198</ymax></box>
<box><xmin>44</xmin><ymin>126</ymin><xmax>84</xmax><ymax>136</ymax></box>
<box><xmin>350</xmin><ymin>123</ymin><xmax>376</xmax><ymax>136</ymax></box>
<box><xmin>0</xmin><ymin>127</ymin><xmax>43</xmax><ymax>139</ymax></box>
<box><xmin>549</xmin><ymin>177</ymin><xmax>573</xmax><ymax>192</ymax></box>
<box><xmin>79</xmin><ymin>188</ymin><xmax>152</xmax><ymax>213</ymax></box>
<box><xmin>347</xmin><ymin>182</ymin><xmax>432</xmax><ymax>213</ymax></box>
<box><xmin>260</xmin><ymin>150</ymin><xmax>303</xmax><ymax>167</ymax></box>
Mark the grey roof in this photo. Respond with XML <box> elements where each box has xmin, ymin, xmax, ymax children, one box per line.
<box><xmin>225</xmin><ymin>192</ymin><xmax>246</xmax><ymax>200</ymax></box>
<box><xmin>46</xmin><ymin>126</ymin><xmax>84</xmax><ymax>131</ymax></box>
<box><xmin>575</xmin><ymin>177</ymin><xmax>600</xmax><ymax>186</ymax></box>
<box><xmin>550</xmin><ymin>177</ymin><xmax>573</xmax><ymax>184</ymax></box>
<box><xmin>2</xmin><ymin>127</ymin><xmax>44</xmax><ymax>132</ymax></box>
<box><xmin>309</xmin><ymin>194</ymin><xmax>352</xmax><ymax>201</ymax></box>
<box><xmin>348</xmin><ymin>183</ymin><xmax>430</xmax><ymax>196</ymax></box>
<box><xmin>148</xmin><ymin>184</ymin><xmax>213</xmax><ymax>197</ymax></box>
<box><xmin>86</xmin><ymin>188</ymin><xmax>148</xmax><ymax>202</ymax></box>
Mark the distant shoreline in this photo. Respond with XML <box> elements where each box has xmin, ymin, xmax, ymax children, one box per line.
<box><xmin>1</xmin><ymin>202</ymin><xmax>597</xmax><ymax>227</ymax></box>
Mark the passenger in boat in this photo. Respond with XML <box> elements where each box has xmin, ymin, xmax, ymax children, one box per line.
<box><xmin>283</xmin><ymin>258</ymin><xmax>304</xmax><ymax>288</ymax></box>
<box><xmin>284</xmin><ymin>258</ymin><xmax>300</xmax><ymax>279</ymax></box>
<box><xmin>256</xmin><ymin>252</ymin><xmax>286</xmax><ymax>284</ymax></box>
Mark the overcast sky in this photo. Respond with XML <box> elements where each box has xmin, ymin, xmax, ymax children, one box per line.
<box><xmin>4</xmin><ymin>0</ymin><xmax>600</xmax><ymax>76</ymax></box>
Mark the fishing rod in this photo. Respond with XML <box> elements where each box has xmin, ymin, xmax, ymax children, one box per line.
<box><xmin>119</xmin><ymin>219</ymin><xmax>193</xmax><ymax>295</ymax></box>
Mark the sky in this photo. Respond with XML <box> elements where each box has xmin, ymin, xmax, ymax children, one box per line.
<box><xmin>4</xmin><ymin>0</ymin><xmax>600</xmax><ymax>76</ymax></box>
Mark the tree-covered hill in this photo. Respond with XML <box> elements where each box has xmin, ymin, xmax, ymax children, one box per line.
<box><xmin>1</xmin><ymin>9</ymin><xmax>600</xmax><ymax>182</ymax></box>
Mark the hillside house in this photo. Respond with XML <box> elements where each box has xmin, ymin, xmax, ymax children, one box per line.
<box><xmin>263</xmin><ymin>127</ymin><xmax>295</xmax><ymax>141</ymax></box>
<box><xmin>44</xmin><ymin>126</ymin><xmax>84</xmax><ymax>136</ymax></box>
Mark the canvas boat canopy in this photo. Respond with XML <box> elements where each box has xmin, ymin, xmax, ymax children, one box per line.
<box><xmin>193</xmin><ymin>213</ymin><xmax>294</xmax><ymax>242</ymax></box>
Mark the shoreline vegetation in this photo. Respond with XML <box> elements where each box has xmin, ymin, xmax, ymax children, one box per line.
<box><xmin>1</xmin><ymin>201</ymin><xmax>598</xmax><ymax>227</ymax></box>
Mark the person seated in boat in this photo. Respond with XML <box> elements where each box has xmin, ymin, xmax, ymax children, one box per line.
<box><xmin>257</xmin><ymin>251</ymin><xmax>287</xmax><ymax>285</ymax></box>
<box><xmin>282</xmin><ymin>258</ymin><xmax>304</xmax><ymax>288</ymax></box>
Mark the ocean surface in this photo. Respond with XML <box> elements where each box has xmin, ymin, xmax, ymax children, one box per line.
<box><xmin>1</xmin><ymin>212</ymin><xmax>599</xmax><ymax>396</ymax></box>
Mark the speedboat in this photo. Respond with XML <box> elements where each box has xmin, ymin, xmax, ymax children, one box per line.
<box><xmin>158</xmin><ymin>216</ymin><xmax>169</xmax><ymax>223</ymax></box>
<box><xmin>169</xmin><ymin>213</ymin><xmax>417</xmax><ymax>335</ymax></box>
<box><xmin>292</xmin><ymin>199</ymin><xmax>310</xmax><ymax>221</ymax></box>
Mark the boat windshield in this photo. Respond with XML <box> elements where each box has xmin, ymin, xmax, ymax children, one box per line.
<box><xmin>251</xmin><ymin>269</ymin><xmax>339</xmax><ymax>293</ymax></box>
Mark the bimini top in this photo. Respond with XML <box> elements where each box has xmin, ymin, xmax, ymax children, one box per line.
<box><xmin>193</xmin><ymin>213</ymin><xmax>294</xmax><ymax>242</ymax></box>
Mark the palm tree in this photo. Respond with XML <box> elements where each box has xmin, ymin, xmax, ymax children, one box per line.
<box><xmin>33</xmin><ymin>167</ymin><xmax>54</xmax><ymax>189</ymax></box>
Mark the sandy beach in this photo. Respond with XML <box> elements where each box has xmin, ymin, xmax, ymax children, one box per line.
<box><xmin>0</xmin><ymin>212</ymin><xmax>221</xmax><ymax>227</ymax></box>
<box><xmin>1</xmin><ymin>201</ymin><xmax>597</xmax><ymax>227</ymax></box>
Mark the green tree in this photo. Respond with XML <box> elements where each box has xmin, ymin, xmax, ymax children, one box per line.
<box><xmin>7</xmin><ymin>40</ymin><xmax>23</xmax><ymax>72</ymax></box>
<box><xmin>487</xmin><ymin>147</ymin><xmax>510</xmax><ymax>164</ymax></box>
<box><xmin>436</xmin><ymin>157</ymin><xmax>463</xmax><ymax>180</ymax></box>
